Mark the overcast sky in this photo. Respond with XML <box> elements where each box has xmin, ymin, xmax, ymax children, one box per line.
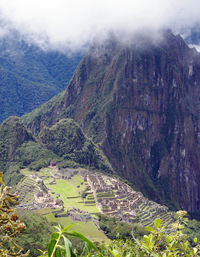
<box><xmin>0</xmin><ymin>0</ymin><xmax>200</xmax><ymax>51</ymax></box>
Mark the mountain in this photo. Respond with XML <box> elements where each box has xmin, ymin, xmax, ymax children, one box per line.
<box><xmin>22</xmin><ymin>30</ymin><xmax>200</xmax><ymax>214</ymax></box>
<box><xmin>0</xmin><ymin>33</ymin><xmax>81</xmax><ymax>123</ymax></box>
<box><xmin>0</xmin><ymin>114</ymin><xmax>177</xmax><ymax>254</ymax></box>
<box><xmin>184</xmin><ymin>24</ymin><xmax>200</xmax><ymax>45</ymax></box>
<box><xmin>0</xmin><ymin>115</ymin><xmax>112</xmax><ymax>186</ymax></box>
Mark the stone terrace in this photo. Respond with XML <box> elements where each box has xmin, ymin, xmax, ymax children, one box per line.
<box><xmin>86</xmin><ymin>172</ymin><xmax>174</xmax><ymax>226</ymax></box>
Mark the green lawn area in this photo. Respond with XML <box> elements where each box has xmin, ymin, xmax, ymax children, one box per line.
<box><xmin>45</xmin><ymin>213</ymin><xmax>109</xmax><ymax>243</ymax></box>
<box><xmin>36</xmin><ymin>167</ymin><xmax>52</xmax><ymax>178</ymax></box>
<box><xmin>33</xmin><ymin>208</ymin><xmax>55</xmax><ymax>216</ymax></box>
<box><xmin>20</xmin><ymin>168</ymin><xmax>33</xmax><ymax>176</ymax></box>
<box><xmin>47</xmin><ymin>179</ymin><xmax>99</xmax><ymax>213</ymax></box>
<box><xmin>71</xmin><ymin>174</ymin><xmax>84</xmax><ymax>184</ymax></box>
<box><xmin>20</xmin><ymin>167</ymin><xmax>52</xmax><ymax>178</ymax></box>
<box><xmin>20</xmin><ymin>167</ymin><xmax>99</xmax><ymax>213</ymax></box>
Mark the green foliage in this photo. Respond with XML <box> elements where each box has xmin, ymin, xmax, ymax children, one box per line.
<box><xmin>14</xmin><ymin>141</ymin><xmax>58</xmax><ymax>171</ymax></box>
<box><xmin>39</xmin><ymin>119</ymin><xmax>113</xmax><ymax>172</ymax></box>
<box><xmin>57</xmin><ymin>160</ymin><xmax>80</xmax><ymax>169</ymax></box>
<box><xmin>183</xmin><ymin>218</ymin><xmax>200</xmax><ymax>246</ymax></box>
<box><xmin>22</xmin><ymin>91</ymin><xmax>65</xmax><ymax>131</ymax></box>
<box><xmin>3</xmin><ymin>164</ymin><xmax>24</xmax><ymax>186</ymax></box>
<box><xmin>0</xmin><ymin>116</ymin><xmax>60</xmax><ymax>183</ymax></box>
<box><xmin>42</xmin><ymin>211</ymin><xmax>200</xmax><ymax>256</ymax></box>
<box><xmin>39</xmin><ymin>224</ymin><xmax>97</xmax><ymax>257</ymax></box>
<box><xmin>2</xmin><ymin>140</ymin><xmax>58</xmax><ymax>185</ymax></box>
<box><xmin>0</xmin><ymin>116</ymin><xmax>34</xmax><ymax>171</ymax></box>
<box><xmin>98</xmin><ymin>214</ymin><xmax>146</xmax><ymax>240</ymax></box>
<box><xmin>39</xmin><ymin>119</ymin><xmax>86</xmax><ymax>157</ymax></box>
<box><xmin>0</xmin><ymin>37</ymin><xmax>81</xmax><ymax>123</ymax></box>
<box><xmin>15</xmin><ymin>210</ymin><xmax>55</xmax><ymax>257</ymax></box>
<box><xmin>131</xmin><ymin>212</ymin><xmax>200</xmax><ymax>256</ymax></box>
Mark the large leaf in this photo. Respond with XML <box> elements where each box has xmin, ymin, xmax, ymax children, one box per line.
<box><xmin>154</xmin><ymin>218</ymin><xmax>162</xmax><ymax>230</ymax></box>
<box><xmin>0</xmin><ymin>171</ymin><xmax>4</xmax><ymax>185</ymax></box>
<box><xmin>62</xmin><ymin>224</ymin><xmax>74</xmax><ymax>233</ymax></box>
<box><xmin>145</xmin><ymin>226</ymin><xmax>154</xmax><ymax>232</ymax></box>
<box><xmin>62</xmin><ymin>235</ymin><xmax>72</xmax><ymax>257</ymax></box>
<box><xmin>48</xmin><ymin>232</ymin><xmax>59</xmax><ymax>257</ymax></box>
<box><xmin>65</xmin><ymin>231</ymin><xmax>98</xmax><ymax>251</ymax></box>
<box><xmin>55</xmin><ymin>247</ymin><xmax>62</xmax><ymax>257</ymax></box>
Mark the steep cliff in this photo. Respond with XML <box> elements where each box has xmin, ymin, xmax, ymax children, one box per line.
<box><xmin>23</xmin><ymin>31</ymin><xmax>200</xmax><ymax>212</ymax></box>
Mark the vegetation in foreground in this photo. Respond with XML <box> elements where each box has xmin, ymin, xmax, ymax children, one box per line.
<box><xmin>39</xmin><ymin>212</ymin><xmax>200</xmax><ymax>257</ymax></box>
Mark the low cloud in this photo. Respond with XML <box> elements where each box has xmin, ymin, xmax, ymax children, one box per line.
<box><xmin>0</xmin><ymin>0</ymin><xmax>200</xmax><ymax>51</ymax></box>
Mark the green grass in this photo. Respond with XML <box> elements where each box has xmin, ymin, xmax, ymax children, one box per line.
<box><xmin>71</xmin><ymin>174</ymin><xmax>84</xmax><ymax>185</ymax></box>
<box><xmin>20</xmin><ymin>168</ymin><xmax>99</xmax><ymax>213</ymax></box>
<box><xmin>45</xmin><ymin>213</ymin><xmax>108</xmax><ymax>242</ymax></box>
<box><xmin>33</xmin><ymin>208</ymin><xmax>54</xmax><ymax>216</ymax></box>
<box><xmin>36</xmin><ymin>167</ymin><xmax>52</xmax><ymax>178</ymax></box>
<box><xmin>21</xmin><ymin>167</ymin><xmax>55</xmax><ymax>180</ymax></box>
<box><xmin>20</xmin><ymin>168</ymin><xmax>33</xmax><ymax>176</ymax></box>
<box><xmin>47</xmin><ymin>179</ymin><xmax>99</xmax><ymax>213</ymax></box>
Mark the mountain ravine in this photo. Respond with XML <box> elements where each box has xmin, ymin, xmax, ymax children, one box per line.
<box><xmin>23</xmin><ymin>31</ymin><xmax>200</xmax><ymax>213</ymax></box>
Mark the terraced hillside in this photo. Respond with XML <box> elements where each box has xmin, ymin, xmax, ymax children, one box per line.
<box><xmin>14</xmin><ymin>166</ymin><xmax>175</xmax><ymax>242</ymax></box>
<box><xmin>85</xmin><ymin>171</ymin><xmax>175</xmax><ymax>228</ymax></box>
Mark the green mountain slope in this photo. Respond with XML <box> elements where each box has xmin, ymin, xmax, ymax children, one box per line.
<box><xmin>0</xmin><ymin>116</ymin><xmax>112</xmax><ymax>187</ymax></box>
<box><xmin>0</xmin><ymin>116</ymin><xmax>34</xmax><ymax>171</ymax></box>
<box><xmin>0</xmin><ymin>35</ymin><xmax>81</xmax><ymax>123</ymax></box>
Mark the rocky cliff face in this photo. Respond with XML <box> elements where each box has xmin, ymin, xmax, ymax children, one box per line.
<box><xmin>24</xmin><ymin>31</ymin><xmax>200</xmax><ymax>212</ymax></box>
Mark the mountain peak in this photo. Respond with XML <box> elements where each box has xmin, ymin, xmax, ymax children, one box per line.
<box><xmin>23</xmin><ymin>32</ymin><xmax>200</xmax><ymax>212</ymax></box>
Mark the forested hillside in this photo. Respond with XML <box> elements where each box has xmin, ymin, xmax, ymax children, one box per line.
<box><xmin>0</xmin><ymin>33</ymin><xmax>81</xmax><ymax>123</ymax></box>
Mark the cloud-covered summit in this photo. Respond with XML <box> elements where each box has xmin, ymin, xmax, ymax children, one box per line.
<box><xmin>0</xmin><ymin>0</ymin><xmax>200</xmax><ymax>51</ymax></box>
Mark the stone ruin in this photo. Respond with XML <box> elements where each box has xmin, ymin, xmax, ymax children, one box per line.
<box><xmin>55</xmin><ymin>207</ymin><xmax>92</xmax><ymax>222</ymax></box>
<box><xmin>85</xmin><ymin>172</ymin><xmax>142</xmax><ymax>222</ymax></box>
<box><xmin>16</xmin><ymin>175</ymin><xmax>64</xmax><ymax>211</ymax></box>
<box><xmin>85</xmin><ymin>171</ymin><xmax>173</xmax><ymax>226</ymax></box>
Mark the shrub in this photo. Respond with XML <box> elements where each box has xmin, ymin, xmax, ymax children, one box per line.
<box><xmin>0</xmin><ymin>172</ymin><xmax>29</xmax><ymax>256</ymax></box>
<box><xmin>42</xmin><ymin>212</ymin><xmax>200</xmax><ymax>257</ymax></box>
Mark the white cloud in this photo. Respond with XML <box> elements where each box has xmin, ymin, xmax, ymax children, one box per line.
<box><xmin>0</xmin><ymin>0</ymin><xmax>200</xmax><ymax>51</ymax></box>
